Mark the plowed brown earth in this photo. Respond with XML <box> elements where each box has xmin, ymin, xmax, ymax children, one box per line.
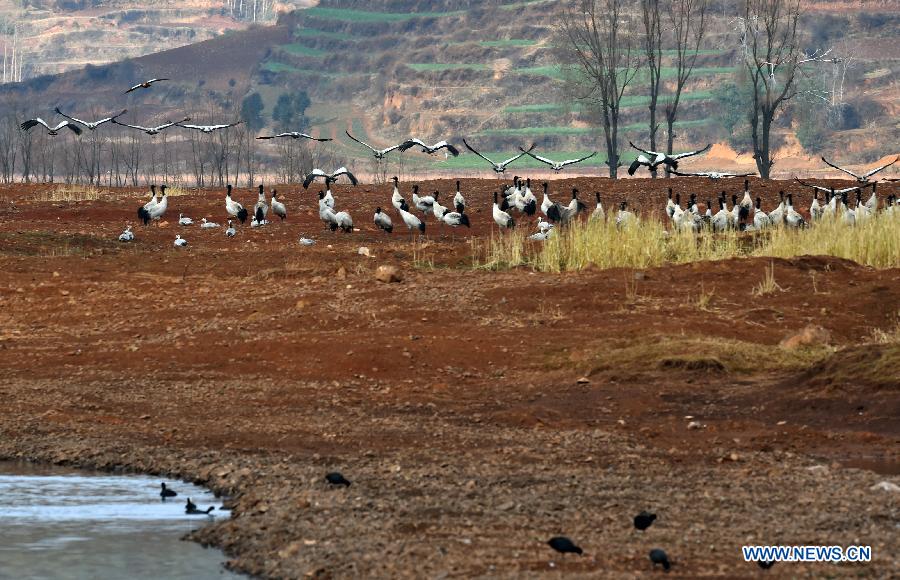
<box><xmin>0</xmin><ymin>177</ymin><xmax>898</xmax><ymax>578</ymax></box>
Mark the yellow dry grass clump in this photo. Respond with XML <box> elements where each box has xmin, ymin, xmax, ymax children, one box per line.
<box><xmin>477</xmin><ymin>211</ymin><xmax>900</xmax><ymax>271</ymax></box>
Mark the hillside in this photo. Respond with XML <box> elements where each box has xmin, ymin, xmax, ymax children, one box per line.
<box><xmin>0</xmin><ymin>0</ymin><xmax>897</xmax><ymax>179</ymax></box>
<box><xmin>0</xmin><ymin>0</ymin><xmax>315</xmax><ymax>79</ymax></box>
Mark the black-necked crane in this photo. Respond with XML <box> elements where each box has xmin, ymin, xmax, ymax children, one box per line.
<box><xmin>54</xmin><ymin>107</ymin><xmax>127</xmax><ymax>131</ymax></box>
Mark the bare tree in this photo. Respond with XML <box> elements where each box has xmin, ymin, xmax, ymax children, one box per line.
<box><xmin>560</xmin><ymin>0</ymin><xmax>640</xmax><ymax>178</ymax></box>
<box><xmin>664</xmin><ymin>0</ymin><xmax>708</xmax><ymax>177</ymax></box>
<box><xmin>0</xmin><ymin>113</ymin><xmax>18</xmax><ymax>183</ymax></box>
<box><xmin>641</xmin><ymin>0</ymin><xmax>663</xmax><ymax>178</ymax></box>
<box><xmin>741</xmin><ymin>0</ymin><xmax>830</xmax><ymax>178</ymax></box>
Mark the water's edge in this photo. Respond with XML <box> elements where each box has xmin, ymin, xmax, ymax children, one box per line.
<box><xmin>0</xmin><ymin>459</ymin><xmax>243</xmax><ymax>580</ymax></box>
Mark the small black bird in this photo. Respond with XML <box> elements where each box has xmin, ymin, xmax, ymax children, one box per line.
<box><xmin>325</xmin><ymin>472</ymin><xmax>351</xmax><ymax>487</ymax></box>
<box><xmin>547</xmin><ymin>536</ymin><xmax>583</xmax><ymax>555</ymax></box>
<box><xmin>185</xmin><ymin>497</ymin><xmax>215</xmax><ymax>514</ymax></box>
<box><xmin>160</xmin><ymin>482</ymin><xmax>177</xmax><ymax>499</ymax></box>
<box><xmin>758</xmin><ymin>560</ymin><xmax>775</xmax><ymax>570</ymax></box>
<box><xmin>634</xmin><ymin>511</ymin><xmax>657</xmax><ymax>531</ymax></box>
<box><xmin>649</xmin><ymin>548</ymin><xmax>671</xmax><ymax>571</ymax></box>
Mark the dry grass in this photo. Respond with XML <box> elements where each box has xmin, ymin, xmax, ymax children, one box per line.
<box><xmin>869</xmin><ymin>312</ymin><xmax>900</xmax><ymax>345</ymax></box>
<box><xmin>562</xmin><ymin>335</ymin><xmax>834</xmax><ymax>377</ymax></box>
<box><xmin>31</xmin><ymin>184</ymin><xmax>108</xmax><ymax>202</ymax></box>
<box><xmin>696</xmin><ymin>282</ymin><xmax>716</xmax><ymax>311</ymax></box>
<box><xmin>477</xmin><ymin>211</ymin><xmax>900</xmax><ymax>271</ymax></box>
<box><xmin>751</xmin><ymin>262</ymin><xmax>784</xmax><ymax>297</ymax></box>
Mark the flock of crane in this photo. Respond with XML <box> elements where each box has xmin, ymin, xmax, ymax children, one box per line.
<box><xmin>17</xmin><ymin>76</ymin><xmax>899</xmax><ymax>248</ymax></box>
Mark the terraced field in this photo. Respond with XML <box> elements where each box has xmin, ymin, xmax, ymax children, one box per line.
<box><xmin>249</xmin><ymin>0</ymin><xmax>742</xmax><ymax>165</ymax></box>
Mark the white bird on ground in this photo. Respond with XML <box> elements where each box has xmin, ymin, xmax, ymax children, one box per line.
<box><xmin>201</xmin><ymin>218</ymin><xmax>220</xmax><ymax>229</ymax></box>
<box><xmin>738</xmin><ymin>180</ymin><xmax>753</xmax><ymax>223</ymax></box>
<box><xmin>453</xmin><ymin>180</ymin><xmax>465</xmax><ymax>214</ymax></box>
<box><xmin>520</xmin><ymin>147</ymin><xmax>597</xmax><ymax>172</ymax></box>
<box><xmin>125</xmin><ymin>78</ymin><xmax>168</xmax><ymax>93</ymax></box>
<box><xmin>113</xmin><ymin>117</ymin><xmax>189</xmax><ymax>136</ymax></box>
<box><xmin>374</xmin><ymin>207</ymin><xmax>393</xmax><ymax>233</ymax></box>
<box><xmin>320</xmin><ymin>183</ymin><xmax>335</xmax><ymax>210</ymax></box>
<box><xmin>178</xmin><ymin>213</ymin><xmax>193</xmax><ymax>226</ymax></box>
<box><xmin>540</xmin><ymin>182</ymin><xmax>554</xmax><ymax>216</ymax></box>
<box><xmin>809</xmin><ymin>191</ymin><xmax>823</xmax><ymax>221</ymax></box>
<box><xmin>521</xmin><ymin>178</ymin><xmax>537</xmax><ymax>214</ymax></box>
<box><xmin>785</xmin><ymin>194</ymin><xmax>806</xmax><ymax>228</ymax></box>
<box><xmin>492</xmin><ymin>192</ymin><xmax>515</xmax><ymax>229</ymax></box>
<box><xmin>225</xmin><ymin>184</ymin><xmax>248</xmax><ymax>224</ymax></box>
<box><xmin>591</xmin><ymin>192</ymin><xmax>605</xmax><ymax>221</ymax></box>
<box><xmin>548</xmin><ymin>189</ymin><xmax>586</xmax><ymax>225</ymax></box>
<box><xmin>841</xmin><ymin>191</ymin><xmax>856</xmax><ymax>226</ymax></box>
<box><xmin>333</xmin><ymin>211</ymin><xmax>353</xmax><ymax>233</ymax></box>
<box><xmin>711</xmin><ymin>197</ymin><xmax>730</xmax><ymax>232</ymax></box>
<box><xmin>864</xmin><ymin>183</ymin><xmax>879</xmax><ymax>213</ymax></box>
<box><xmin>399</xmin><ymin>138</ymin><xmax>460</xmax><ymax>156</ymax></box>
<box><xmin>303</xmin><ymin>167</ymin><xmax>358</xmax><ymax>189</ymax></box>
<box><xmin>821</xmin><ymin>155</ymin><xmax>898</xmax><ymax>183</ymax></box>
<box><xmin>20</xmin><ymin>118</ymin><xmax>82</xmax><ymax>135</ymax></box>
<box><xmin>138</xmin><ymin>185</ymin><xmax>158</xmax><ymax>225</ymax></box>
<box><xmin>253</xmin><ymin>184</ymin><xmax>268</xmax><ymax>223</ymax></box>
<box><xmin>463</xmin><ymin>140</ymin><xmax>533</xmax><ymax>173</ymax></box>
<box><xmin>173</xmin><ymin>234</ymin><xmax>187</xmax><ymax>247</ymax></box>
<box><xmin>345</xmin><ymin>131</ymin><xmax>402</xmax><ymax>160</ymax></box>
<box><xmin>250</xmin><ymin>216</ymin><xmax>268</xmax><ymax>228</ymax></box>
<box><xmin>753</xmin><ymin>197</ymin><xmax>771</xmax><ymax>230</ymax></box>
<box><xmin>412</xmin><ymin>185</ymin><xmax>434</xmax><ymax>215</ymax></box>
<box><xmin>225</xmin><ymin>220</ymin><xmax>236</xmax><ymax>237</ymax></box>
<box><xmin>257</xmin><ymin>132</ymin><xmax>332</xmax><ymax>142</ymax></box>
<box><xmin>271</xmin><ymin>190</ymin><xmax>287</xmax><ymax>221</ymax></box>
<box><xmin>768</xmin><ymin>191</ymin><xmax>786</xmax><ymax>226</ymax></box>
<box><xmin>148</xmin><ymin>185</ymin><xmax>168</xmax><ymax>221</ymax></box>
<box><xmin>615</xmin><ymin>201</ymin><xmax>636</xmax><ymax>228</ymax></box>
<box><xmin>665</xmin><ymin>188</ymin><xmax>677</xmax><ymax>219</ymax></box>
<box><xmin>176</xmin><ymin>121</ymin><xmax>242</xmax><ymax>134</ymax></box>
<box><xmin>854</xmin><ymin>189</ymin><xmax>872</xmax><ymax>223</ymax></box>
<box><xmin>397</xmin><ymin>206</ymin><xmax>425</xmax><ymax>237</ymax></box>
<box><xmin>319</xmin><ymin>200</ymin><xmax>338</xmax><ymax>231</ymax></box>
<box><xmin>537</xmin><ymin>216</ymin><xmax>554</xmax><ymax>233</ymax></box>
<box><xmin>390</xmin><ymin>176</ymin><xmax>409</xmax><ymax>212</ymax></box>
<box><xmin>118</xmin><ymin>225</ymin><xmax>134</xmax><ymax>242</ymax></box>
<box><xmin>54</xmin><ymin>107</ymin><xmax>127</xmax><ymax>131</ymax></box>
<box><xmin>440</xmin><ymin>210</ymin><xmax>470</xmax><ymax>230</ymax></box>
<box><xmin>299</xmin><ymin>237</ymin><xmax>316</xmax><ymax>246</ymax></box>
<box><xmin>431</xmin><ymin>192</ymin><xmax>449</xmax><ymax>220</ymax></box>
<box><xmin>528</xmin><ymin>228</ymin><xmax>553</xmax><ymax>241</ymax></box>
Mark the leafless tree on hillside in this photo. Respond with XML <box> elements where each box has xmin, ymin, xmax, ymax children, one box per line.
<box><xmin>641</xmin><ymin>0</ymin><xmax>663</xmax><ymax>178</ymax></box>
<box><xmin>0</xmin><ymin>113</ymin><xmax>18</xmax><ymax>183</ymax></box>
<box><xmin>741</xmin><ymin>0</ymin><xmax>832</xmax><ymax>178</ymax></box>
<box><xmin>560</xmin><ymin>0</ymin><xmax>641</xmax><ymax>178</ymax></box>
<box><xmin>664</xmin><ymin>0</ymin><xmax>708</xmax><ymax>178</ymax></box>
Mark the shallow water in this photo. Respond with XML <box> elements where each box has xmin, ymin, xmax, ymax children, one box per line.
<box><xmin>0</xmin><ymin>462</ymin><xmax>241</xmax><ymax>580</ymax></box>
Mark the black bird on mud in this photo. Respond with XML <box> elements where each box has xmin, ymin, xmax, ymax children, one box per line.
<box><xmin>634</xmin><ymin>511</ymin><xmax>657</xmax><ymax>531</ymax></box>
<box><xmin>758</xmin><ymin>560</ymin><xmax>775</xmax><ymax>570</ymax></box>
<box><xmin>325</xmin><ymin>472</ymin><xmax>351</xmax><ymax>487</ymax></box>
<box><xmin>160</xmin><ymin>482</ymin><xmax>177</xmax><ymax>499</ymax></box>
<box><xmin>649</xmin><ymin>548</ymin><xmax>671</xmax><ymax>571</ymax></box>
<box><xmin>547</xmin><ymin>536</ymin><xmax>583</xmax><ymax>555</ymax></box>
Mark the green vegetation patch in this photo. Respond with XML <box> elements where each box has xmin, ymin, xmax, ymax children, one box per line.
<box><xmin>303</xmin><ymin>6</ymin><xmax>464</xmax><ymax>22</ymax></box>
<box><xmin>478</xmin><ymin>39</ymin><xmax>538</xmax><ymax>47</ymax></box>
<box><xmin>407</xmin><ymin>63</ymin><xmax>491</xmax><ymax>72</ymax></box>
<box><xmin>281</xmin><ymin>43</ymin><xmax>326</xmax><ymax>57</ymax></box>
